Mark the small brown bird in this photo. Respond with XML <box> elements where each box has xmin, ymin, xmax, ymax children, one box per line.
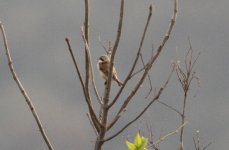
<box><xmin>97</xmin><ymin>55</ymin><xmax>123</xmax><ymax>86</ymax></box>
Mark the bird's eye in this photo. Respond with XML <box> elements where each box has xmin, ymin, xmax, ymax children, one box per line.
<box><xmin>100</xmin><ymin>57</ymin><xmax>104</xmax><ymax>61</ymax></box>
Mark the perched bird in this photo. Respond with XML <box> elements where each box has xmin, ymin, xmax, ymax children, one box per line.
<box><xmin>97</xmin><ymin>55</ymin><xmax>123</xmax><ymax>86</ymax></box>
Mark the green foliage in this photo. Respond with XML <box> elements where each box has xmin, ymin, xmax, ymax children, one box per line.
<box><xmin>126</xmin><ymin>133</ymin><xmax>148</xmax><ymax>150</ymax></box>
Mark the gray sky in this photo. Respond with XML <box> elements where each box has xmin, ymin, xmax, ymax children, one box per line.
<box><xmin>0</xmin><ymin>0</ymin><xmax>228</xmax><ymax>149</ymax></box>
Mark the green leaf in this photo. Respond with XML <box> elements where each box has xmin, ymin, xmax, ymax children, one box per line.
<box><xmin>126</xmin><ymin>140</ymin><xmax>136</xmax><ymax>150</ymax></box>
<box><xmin>126</xmin><ymin>133</ymin><xmax>148</xmax><ymax>150</ymax></box>
<box><xmin>134</xmin><ymin>133</ymin><xmax>142</xmax><ymax>147</ymax></box>
<box><xmin>139</xmin><ymin>137</ymin><xmax>148</xmax><ymax>150</ymax></box>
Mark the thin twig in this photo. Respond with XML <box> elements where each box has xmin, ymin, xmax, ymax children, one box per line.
<box><xmin>177</xmin><ymin>39</ymin><xmax>200</xmax><ymax>150</ymax></box>
<box><xmin>98</xmin><ymin>35</ymin><xmax>109</xmax><ymax>54</ymax></box>
<box><xmin>179</xmin><ymin>89</ymin><xmax>187</xmax><ymax>150</ymax></box>
<box><xmin>139</xmin><ymin>53</ymin><xmax>153</xmax><ymax>99</ymax></box>
<box><xmin>202</xmin><ymin>142</ymin><xmax>212</xmax><ymax>150</ymax></box>
<box><xmin>188</xmin><ymin>39</ymin><xmax>201</xmax><ymax>72</ymax></box>
<box><xmin>91</xmin><ymin>75</ymin><xmax>102</xmax><ymax>104</ymax></box>
<box><xmin>108</xmin><ymin>0</ymin><xmax>178</xmax><ymax>129</ymax></box>
<box><xmin>105</xmin><ymin>88</ymin><xmax>163</xmax><ymax>142</ymax></box>
<box><xmin>87</xmin><ymin>113</ymin><xmax>98</xmax><ymax>136</ymax></box>
<box><xmin>108</xmin><ymin>4</ymin><xmax>153</xmax><ymax>109</ymax></box>
<box><xmin>197</xmin><ymin>131</ymin><xmax>200</xmax><ymax>150</ymax></box>
<box><xmin>84</xmin><ymin>0</ymin><xmax>90</xmax><ymax>91</ymax></box>
<box><xmin>193</xmin><ymin>137</ymin><xmax>198</xmax><ymax>150</ymax></box>
<box><xmin>104</xmin><ymin>0</ymin><xmax>124</xmax><ymax>101</ymax></box>
<box><xmin>65</xmin><ymin>38</ymin><xmax>101</xmax><ymax>133</ymax></box>
<box><xmin>146</xmin><ymin>120</ymin><xmax>158</xmax><ymax>150</ymax></box>
<box><xmin>94</xmin><ymin>1</ymin><xmax>125</xmax><ymax>150</ymax></box>
<box><xmin>65</xmin><ymin>38</ymin><xmax>85</xmax><ymax>99</ymax></box>
<box><xmin>193</xmin><ymin>131</ymin><xmax>212</xmax><ymax>150</ymax></box>
<box><xmin>130</xmin><ymin>67</ymin><xmax>145</xmax><ymax>78</ymax></box>
<box><xmin>152</xmin><ymin>121</ymin><xmax>188</xmax><ymax>146</ymax></box>
<box><xmin>81</xmin><ymin>28</ymin><xmax>103</xmax><ymax>105</ymax></box>
<box><xmin>83</xmin><ymin>1</ymin><xmax>91</xmax><ymax>116</ymax></box>
<box><xmin>105</xmin><ymin>66</ymin><xmax>174</xmax><ymax>141</ymax></box>
<box><xmin>82</xmin><ymin>0</ymin><xmax>102</xmax><ymax>133</ymax></box>
<box><xmin>0</xmin><ymin>22</ymin><xmax>54</xmax><ymax>150</ymax></box>
<box><xmin>128</xmin><ymin>52</ymin><xmax>153</xmax><ymax>98</ymax></box>
<box><xmin>83</xmin><ymin>0</ymin><xmax>102</xmax><ymax>132</ymax></box>
<box><xmin>156</xmin><ymin>100</ymin><xmax>182</xmax><ymax>116</ymax></box>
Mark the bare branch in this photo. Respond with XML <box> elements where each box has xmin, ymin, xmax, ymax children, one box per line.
<box><xmin>156</xmin><ymin>100</ymin><xmax>182</xmax><ymax>116</ymax></box>
<box><xmin>108</xmin><ymin>4</ymin><xmax>153</xmax><ymax>108</ymax></box>
<box><xmin>188</xmin><ymin>39</ymin><xmax>201</xmax><ymax>72</ymax></box>
<box><xmin>109</xmin><ymin>0</ymin><xmax>178</xmax><ymax>127</ymax></box>
<box><xmin>193</xmin><ymin>130</ymin><xmax>212</xmax><ymax>150</ymax></box>
<box><xmin>193</xmin><ymin>137</ymin><xmax>198</xmax><ymax>150</ymax></box>
<box><xmin>128</xmin><ymin>52</ymin><xmax>153</xmax><ymax>98</ymax></box>
<box><xmin>87</xmin><ymin>113</ymin><xmax>98</xmax><ymax>136</ymax></box>
<box><xmin>139</xmin><ymin>53</ymin><xmax>153</xmax><ymax>99</ymax></box>
<box><xmin>179</xmin><ymin>89</ymin><xmax>187</xmax><ymax>150</ymax></box>
<box><xmin>197</xmin><ymin>131</ymin><xmax>200</xmax><ymax>150</ymax></box>
<box><xmin>129</xmin><ymin>52</ymin><xmax>154</xmax><ymax>99</ymax></box>
<box><xmin>84</xmin><ymin>0</ymin><xmax>90</xmax><ymax>98</ymax></box>
<box><xmin>185</xmin><ymin>43</ymin><xmax>192</xmax><ymax>73</ymax></box>
<box><xmin>176</xmin><ymin>39</ymin><xmax>200</xmax><ymax>150</ymax></box>
<box><xmin>105</xmin><ymin>66</ymin><xmax>174</xmax><ymax>141</ymax></box>
<box><xmin>82</xmin><ymin>0</ymin><xmax>103</xmax><ymax>133</ymax></box>
<box><xmin>84</xmin><ymin>0</ymin><xmax>89</xmax><ymax>42</ymax></box>
<box><xmin>65</xmin><ymin>38</ymin><xmax>85</xmax><ymax>96</ymax></box>
<box><xmin>105</xmin><ymin>88</ymin><xmax>163</xmax><ymax>142</ymax></box>
<box><xmin>65</xmin><ymin>37</ymin><xmax>101</xmax><ymax>133</ymax></box>
<box><xmin>202</xmin><ymin>142</ymin><xmax>212</xmax><ymax>150</ymax></box>
<box><xmin>112</xmin><ymin>0</ymin><xmax>124</xmax><ymax>55</ymax></box>
<box><xmin>130</xmin><ymin>67</ymin><xmax>145</xmax><ymax>78</ymax></box>
<box><xmin>81</xmin><ymin>28</ymin><xmax>102</xmax><ymax>105</ymax></box>
<box><xmin>146</xmin><ymin>122</ymin><xmax>159</xmax><ymax>150</ymax></box>
<box><xmin>83</xmin><ymin>1</ymin><xmax>103</xmax><ymax>132</ymax></box>
<box><xmin>91</xmin><ymin>77</ymin><xmax>102</xmax><ymax>105</ymax></box>
<box><xmin>152</xmin><ymin>121</ymin><xmax>188</xmax><ymax>146</ymax></box>
<box><xmin>94</xmin><ymin>1</ymin><xmax>125</xmax><ymax>150</ymax></box>
<box><xmin>0</xmin><ymin>22</ymin><xmax>54</xmax><ymax>150</ymax></box>
<box><xmin>104</xmin><ymin>0</ymin><xmax>124</xmax><ymax>101</ymax></box>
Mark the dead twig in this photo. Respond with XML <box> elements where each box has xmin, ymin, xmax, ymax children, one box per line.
<box><xmin>108</xmin><ymin>0</ymin><xmax>178</xmax><ymax>130</ymax></box>
<box><xmin>139</xmin><ymin>53</ymin><xmax>153</xmax><ymax>99</ymax></box>
<box><xmin>128</xmin><ymin>52</ymin><xmax>153</xmax><ymax>98</ymax></box>
<box><xmin>152</xmin><ymin>121</ymin><xmax>188</xmax><ymax>147</ymax></box>
<box><xmin>157</xmin><ymin>100</ymin><xmax>182</xmax><ymax>116</ymax></box>
<box><xmin>193</xmin><ymin>130</ymin><xmax>212</xmax><ymax>150</ymax></box>
<box><xmin>146</xmin><ymin>122</ymin><xmax>159</xmax><ymax>150</ymax></box>
<box><xmin>202</xmin><ymin>142</ymin><xmax>212</xmax><ymax>150</ymax></box>
<box><xmin>0</xmin><ymin>22</ymin><xmax>54</xmax><ymax>150</ymax></box>
<box><xmin>130</xmin><ymin>67</ymin><xmax>145</xmax><ymax>78</ymax></box>
<box><xmin>81</xmin><ymin>28</ymin><xmax>102</xmax><ymax>105</ymax></box>
<box><xmin>65</xmin><ymin>37</ymin><xmax>101</xmax><ymax>133</ymax></box>
<box><xmin>105</xmin><ymin>66</ymin><xmax>174</xmax><ymax>141</ymax></box>
<box><xmin>65</xmin><ymin>38</ymin><xmax>85</xmax><ymax>99</ymax></box>
<box><xmin>87</xmin><ymin>113</ymin><xmax>98</xmax><ymax>136</ymax></box>
<box><xmin>98</xmin><ymin>35</ymin><xmax>109</xmax><ymax>54</ymax></box>
<box><xmin>84</xmin><ymin>0</ymin><xmax>90</xmax><ymax>93</ymax></box>
<box><xmin>176</xmin><ymin>39</ymin><xmax>200</xmax><ymax>150</ymax></box>
<box><xmin>94</xmin><ymin>0</ymin><xmax>125</xmax><ymax>150</ymax></box>
<box><xmin>108</xmin><ymin>4</ymin><xmax>153</xmax><ymax>109</ymax></box>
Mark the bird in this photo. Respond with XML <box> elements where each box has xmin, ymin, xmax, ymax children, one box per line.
<box><xmin>97</xmin><ymin>55</ymin><xmax>123</xmax><ymax>86</ymax></box>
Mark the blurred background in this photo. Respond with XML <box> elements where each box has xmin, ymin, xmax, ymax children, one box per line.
<box><xmin>0</xmin><ymin>0</ymin><xmax>228</xmax><ymax>149</ymax></box>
